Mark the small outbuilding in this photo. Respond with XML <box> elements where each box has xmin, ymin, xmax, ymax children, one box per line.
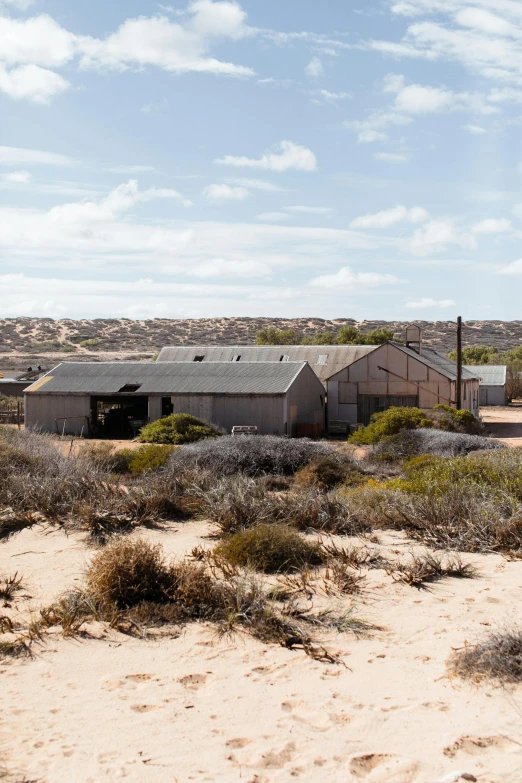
<box><xmin>464</xmin><ymin>365</ymin><xmax>508</xmax><ymax>406</ymax></box>
<box><xmin>24</xmin><ymin>361</ymin><xmax>325</xmax><ymax>438</ymax></box>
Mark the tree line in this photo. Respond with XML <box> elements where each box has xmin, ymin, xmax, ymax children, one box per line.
<box><xmin>255</xmin><ymin>326</ymin><xmax>395</xmax><ymax>346</ymax></box>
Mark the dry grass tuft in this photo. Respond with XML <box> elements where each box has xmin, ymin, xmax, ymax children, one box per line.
<box><xmin>215</xmin><ymin>524</ymin><xmax>323</xmax><ymax>573</ymax></box>
<box><xmin>449</xmin><ymin>627</ymin><xmax>522</xmax><ymax>684</ymax></box>
<box><xmin>0</xmin><ymin>638</ymin><xmax>31</xmax><ymax>660</ymax></box>
<box><xmin>0</xmin><ymin>573</ymin><xmax>23</xmax><ymax>603</ymax></box>
<box><xmin>389</xmin><ymin>552</ymin><xmax>478</xmax><ymax>587</ymax></box>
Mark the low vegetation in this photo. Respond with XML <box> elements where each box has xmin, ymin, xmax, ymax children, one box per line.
<box><xmin>215</xmin><ymin>524</ymin><xmax>323</xmax><ymax>573</ymax></box>
<box><xmin>138</xmin><ymin>413</ymin><xmax>223</xmax><ymax>445</ymax></box>
<box><xmin>350</xmin><ymin>405</ymin><xmax>483</xmax><ymax>446</ymax></box>
<box><xmin>256</xmin><ymin>325</ymin><xmax>394</xmax><ymax>346</ymax></box>
<box><xmin>373</xmin><ymin>428</ymin><xmax>504</xmax><ymax>461</ymax></box>
<box><xmin>449</xmin><ymin>627</ymin><xmax>522</xmax><ymax>684</ymax></box>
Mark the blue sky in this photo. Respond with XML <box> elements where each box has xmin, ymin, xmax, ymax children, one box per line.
<box><xmin>1</xmin><ymin>0</ymin><xmax>522</xmax><ymax>320</ymax></box>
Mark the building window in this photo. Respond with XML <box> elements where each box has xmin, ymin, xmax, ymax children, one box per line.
<box><xmin>232</xmin><ymin>355</ymin><xmax>241</xmax><ymax>361</ymax></box>
<box><xmin>193</xmin><ymin>356</ymin><xmax>204</xmax><ymax>362</ymax></box>
<box><xmin>279</xmin><ymin>355</ymin><xmax>290</xmax><ymax>362</ymax></box>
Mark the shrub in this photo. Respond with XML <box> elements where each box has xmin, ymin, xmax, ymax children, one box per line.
<box><xmin>449</xmin><ymin>627</ymin><xmax>522</xmax><ymax>683</ymax></box>
<box><xmin>389</xmin><ymin>552</ymin><xmax>477</xmax><ymax>587</ymax></box>
<box><xmin>86</xmin><ymin>539</ymin><xmax>178</xmax><ymax>608</ymax></box>
<box><xmin>124</xmin><ymin>444</ymin><xmax>175</xmax><ymax>474</ymax></box>
<box><xmin>215</xmin><ymin>524</ymin><xmax>323</xmax><ymax>573</ymax></box>
<box><xmin>167</xmin><ymin>434</ymin><xmax>330</xmax><ymax>477</ymax></box>
<box><xmin>373</xmin><ymin>428</ymin><xmax>504</xmax><ymax>461</ymax></box>
<box><xmin>349</xmin><ymin>407</ymin><xmax>431</xmax><ymax>445</ymax></box>
<box><xmin>198</xmin><ymin>476</ymin><xmax>288</xmax><ymax>534</ymax></box>
<box><xmin>294</xmin><ymin>454</ymin><xmax>365</xmax><ymax>490</ymax></box>
<box><xmin>138</xmin><ymin>414</ymin><xmax>222</xmax><ymax>445</ymax></box>
<box><xmin>350</xmin><ymin>405</ymin><xmax>483</xmax><ymax>446</ymax></box>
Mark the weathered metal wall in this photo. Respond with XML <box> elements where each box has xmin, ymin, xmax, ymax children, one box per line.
<box><xmin>168</xmin><ymin>394</ymin><xmax>287</xmax><ymax>435</ymax></box>
<box><xmin>328</xmin><ymin>344</ymin><xmax>480</xmax><ymax>427</ymax></box>
<box><xmin>285</xmin><ymin>364</ymin><xmax>325</xmax><ymax>434</ymax></box>
<box><xmin>479</xmin><ymin>385</ymin><xmax>508</xmax><ymax>406</ymax></box>
<box><xmin>25</xmin><ymin>394</ymin><xmax>91</xmax><ymax>435</ymax></box>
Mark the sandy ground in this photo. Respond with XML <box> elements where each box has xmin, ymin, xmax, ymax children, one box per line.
<box><xmin>481</xmin><ymin>405</ymin><xmax>522</xmax><ymax>447</ymax></box>
<box><xmin>2</xmin><ymin>521</ymin><xmax>522</xmax><ymax>783</ymax></box>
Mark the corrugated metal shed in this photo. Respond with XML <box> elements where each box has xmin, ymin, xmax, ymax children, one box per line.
<box><xmin>389</xmin><ymin>343</ymin><xmax>479</xmax><ymax>381</ymax></box>
<box><xmin>25</xmin><ymin>362</ymin><xmax>308</xmax><ymax>395</ymax></box>
<box><xmin>157</xmin><ymin>345</ymin><xmax>377</xmax><ymax>382</ymax></box>
<box><xmin>463</xmin><ymin>365</ymin><xmax>507</xmax><ymax>386</ymax></box>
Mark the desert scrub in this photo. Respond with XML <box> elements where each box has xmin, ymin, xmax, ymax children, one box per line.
<box><xmin>166</xmin><ymin>434</ymin><xmax>330</xmax><ymax>477</ymax></box>
<box><xmin>449</xmin><ymin>627</ymin><xmax>522</xmax><ymax>684</ymax></box>
<box><xmin>388</xmin><ymin>552</ymin><xmax>477</xmax><ymax>587</ymax></box>
<box><xmin>138</xmin><ymin>414</ymin><xmax>223</xmax><ymax>445</ymax></box>
<box><xmin>372</xmin><ymin>429</ymin><xmax>503</xmax><ymax>462</ymax></box>
<box><xmin>294</xmin><ymin>454</ymin><xmax>366</xmax><ymax>491</ymax></box>
<box><xmin>349</xmin><ymin>405</ymin><xmax>482</xmax><ymax>446</ymax></box>
<box><xmin>215</xmin><ymin>524</ymin><xmax>323</xmax><ymax>573</ymax></box>
<box><xmin>118</xmin><ymin>444</ymin><xmax>175</xmax><ymax>474</ymax></box>
<box><xmin>50</xmin><ymin>539</ymin><xmax>344</xmax><ymax>661</ymax></box>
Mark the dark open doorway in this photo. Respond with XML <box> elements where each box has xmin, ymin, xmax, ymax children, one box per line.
<box><xmin>90</xmin><ymin>396</ymin><xmax>148</xmax><ymax>438</ymax></box>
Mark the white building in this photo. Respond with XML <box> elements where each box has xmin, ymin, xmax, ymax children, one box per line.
<box><xmin>464</xmin><ymin>365</ymin><xmax>508</xmax><ymax>406</ymax></box>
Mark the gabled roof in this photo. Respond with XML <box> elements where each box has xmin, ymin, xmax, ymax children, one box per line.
<box><xmin>463</xmin><ymin>365</ymin><xmax>507</xmax><ymax>386</ymax></box>
<box><xmin>25</xmin><ymin>362</ymin><xmax>312</xmax><ymax>396</ymax></box>
<box><xmin>390</xmin><ymin>343</ymin><xmax>479</xmax><ymax>381</ymax></box>
<box><xmin>157</xmin><ymin>345</ymin><xmax>377</xmax><ymax>382</ymax></box>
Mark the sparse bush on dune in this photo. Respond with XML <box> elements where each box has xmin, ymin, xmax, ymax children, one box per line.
<box><xmin>138</xmin><ymin>414</ymin><xmax>223</xmax><ymax>445</ymax></box>
<box><xmin>449</xmin><ymin>627</ymin><xmax>522</xmax><ymax>683</ymax></box>
<box><xmin>294</xmin><ymin>453</ymin><xmax>366</xmax><ymax>490</ymax></box>
<box><xmin>215</xmin><ymin>524</ymin><xmax>323</xmax><ymax>573</ymax></box>
<box><xmin>373</xmin><ymin>428</ymin><xmax>504</xmax><ymax>461</ymax></box>
<box><xmin>349</xmin><ymin>405</ymin><xmax>483</xmax><ymax>446</ymax></box>
<box><xmin>166</xmin><ymin>434</ymin><xmax>330</xmax><ymax>477</ymax></box>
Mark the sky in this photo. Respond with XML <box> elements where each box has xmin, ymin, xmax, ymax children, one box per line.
<box><xmin>1</xmin><ymin>0</ymin><xmax>522</xmax><ymax>321</ymax></box>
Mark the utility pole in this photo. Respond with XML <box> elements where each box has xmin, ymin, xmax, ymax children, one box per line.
<box><xmin>456</xmin><ymin>316</ymin><xmax>462</xmax><ymax>409</ymax></box>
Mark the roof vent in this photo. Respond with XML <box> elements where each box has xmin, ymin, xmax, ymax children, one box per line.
<box><xmin>119</xmin><ymin>383</ymin><xmax>141</xmax><ymax>393</ymax></box>
<box><xmin>279</xmin><ymin>355</ymin><xmax>290</xmax><ymax>362</ymax></box>
<box><xmin>405</xmin><ymin>324</ymin><xmax>422</xmax><ymax>355</ymax></box>
<box><xmin>193</xmin><ymin>356</ymin><xmax>205</xmax><ymax>362</ymax></box>
<box><xmin>316</xmin><ymin>354</ymin><xmax>328</xmax><ymax>366</ymax></box>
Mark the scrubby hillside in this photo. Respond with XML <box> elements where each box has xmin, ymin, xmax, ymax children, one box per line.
<box><xmin>1</xmin><ymin>316</ymin><xmax>522</xmax><ymax>369</ymax></box>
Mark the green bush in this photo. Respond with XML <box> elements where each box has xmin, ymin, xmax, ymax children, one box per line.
<box><xmin>138</xmin><ymin>414</ymin><xmax>222</xmax><ymax>445</ymax></box>
<box><xmin>349</xmin><ymin>407</ymin><xmax>431</xmax><ymax>445</ymax></box>
<box><xmin>215</xmin><ymin>524</ymin><xmax>323</xmax><ymax>573</ymax></box>
<box><xmin>124</xmin><ymin>444</ymin><xmax>174</xmax><ymax>474</ymax></box>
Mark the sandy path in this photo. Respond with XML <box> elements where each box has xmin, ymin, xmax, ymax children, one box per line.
<box><xmin>481</xmin><ymin>405</ymin><xmax>522</xmax><ymax>447</ymax></box>
<box><xmin>2</xmin><ymin>523</ymin><xmax>522</xmax><ymax>782</ymax></box>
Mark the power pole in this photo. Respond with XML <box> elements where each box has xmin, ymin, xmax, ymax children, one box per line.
<box><xmin>456</xmin><ymin>316</ymin><xmax>462</xmax><ymax>409</ymax></box>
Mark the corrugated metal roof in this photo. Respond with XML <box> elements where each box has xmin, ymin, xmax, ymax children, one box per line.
<box><xmin>157</xmin><ymin>345</ymin><xmax>377</xmax><ymax>382</ymax></box>
<box><xmin>390</xmin><ymin>343</ymin><xmax>479</xmax><ymax>381</ymax></box>
<box><xmin>25</xmin><ymin>362</ymin><xmax>310</xmax><ymax>395</ymax></box>
<box><xmin>463</xmin><ymin>365</ymin><xmax>507</xmax><ymax>386</ymax></box>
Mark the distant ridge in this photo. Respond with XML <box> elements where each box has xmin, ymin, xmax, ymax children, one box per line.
<box><xmin>1</xmin><ymin>317</ymin><xmax>521</xmax><ymax>369</ymax></box>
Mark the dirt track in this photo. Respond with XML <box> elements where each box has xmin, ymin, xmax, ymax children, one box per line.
<box><xmin>480</xmin><ymin>405</ymin><xmax>522</xmax><ymax>447</ymax></box>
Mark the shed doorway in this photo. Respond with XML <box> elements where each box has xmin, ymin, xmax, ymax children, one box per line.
<box><xmin>357</xmin><ymin>395</ymin><xmax>418</xmax><ymax>426</ymax></box>
<box><xmin>90</xmin><ymin>396</ymin><xmax>149</xmax><ymax>438</ymax></box>
<box><xmin>479</xmin><ymin>388</ymin><xmax>488</xmax><ymax>406</ymax></box>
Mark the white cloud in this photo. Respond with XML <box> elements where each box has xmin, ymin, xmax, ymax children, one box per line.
<box><xmin>394</xmin><ymin>83</ymin><xmax>455</xmax><ymax>114</ymax></box>
<box><xmin>215</xmin><ymin>140</ymin><xmax>317</xmax><ymax>172</ymax></box>
<box><xmin>1</xmin><ymin>170</ymin><xmax>31</xmax><ymax>183</ymax></box>
<box><xmin>472</xmin><ymin>218</ymin><xmax>512</xmax><ymax>233</ymax></box>
<box><xmin>405</xmin><ymin>298</ymin><xmax>456</xmax><ymax>308</ymax></box>
<box><xmin>0</xmin><ymin>146</ymin><xmax>76</xmax><ymax>167</ymax></box>
<box><xmin>191</xmin><ymin>258</ymin><xmax>270</xmax><ymax>279</ymax></box>
<box><xmin>345</xmin><ymin>111</ymin><xmax>412</xmax><ymax>143</ymax></box>
<box><xmin>0</xmin><ymin>63</ymin><xmax>70</xmax><ymax>103</ymax></box>
<box><xmin>203</xmin><ymin>183</ymin><xmax>249</xmax><ymax>201</ymax></box>
<box><xmin>0</xmin><ymin>14</ymin><xmax>75</xmax><ymax>68</ymax></box>
<box><xmin>305</xmin><ymin>56</ymin><xmax>323</xmax><ymax>78</ymax></box>
<box><xmin>464</xmin><ymin>123</ymin><xmax>487</xmax><ymax>134</ymax></box>
<box><xmin>77</xmin><ymin>6</ymin><xmax>254</xmax><ymax>78</ymax></box>
<box><xmin>285</xmin><ymin>206</ymin><xmax>334</xmax><ymax>215</ymax></box>
<box><xmin>226</xmin><ymin>177</ymin><xmax>284</xmax><ymax>192</ymax></box>
<box><xmin>499</xmin><ymin>258</ymin><xmax>522</xmax><ymax>275</ymax></box>
<box><xmin>382</xmin><ymin>73</ymin><xmax>405</xmax><ymax>93</ymax></box>
<box><xmin>310</xmin><ymin>265</ymin><xmax>401</xmax><ymax>290</ymax></box>
<box><xmin>374</xmin><ymin>152</ymin><xmax>409</xmax><ymax>163</ymax></box>
<box><xmin>410</xmin><ymin>219</ymin><xmax>476</xmax><ymax>255</ymax></box>
<box><xmin>311</xmin><ymin>89</ymin><xmax>351</xmax><ymax>103</ymax></box>
<box><xmin>351</xmin><ymin>205</ymin><xmax>429</xmax><ymax>228</ymax></box>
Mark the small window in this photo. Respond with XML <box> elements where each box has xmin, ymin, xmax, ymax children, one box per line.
<box><xmin>232</xmin><ymin>355</ymin><xmax>241</xmax><ymax>362</ymax></box>
<box><xmin>316</xmin><ymin>354</ymin><xmax>328</xmax><ymax>366</ymax></box>
<box><xmin>279</xmin><ymin>355</ymin><xmax>290</xmax><ymax>362</ymax></box>
<box><xmin>118</xmin><ymin>383</ymin><xmax>141</xmax><ymax>393</ymax></box>
<box><xmin>193</xmin><ymin>355</ymin><xmax>204</xmax><ymax>362</ymax></box>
